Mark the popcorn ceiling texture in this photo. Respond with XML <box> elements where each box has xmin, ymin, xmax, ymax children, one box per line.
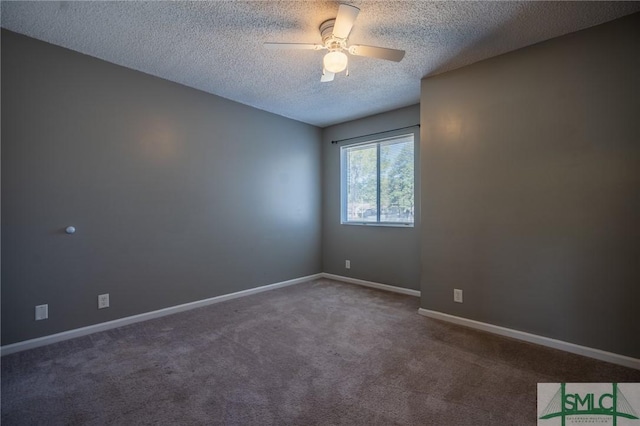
<box><xmin>2</xmin><ymin>1</ymin><xmax>639</xmax><ymax>127</ymax></box>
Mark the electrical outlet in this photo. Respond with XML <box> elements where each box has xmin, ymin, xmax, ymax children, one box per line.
<box><xmin>98</xmin><ymin>293</ymin><xmax>110</xmax><ymax>309</ymax></box>
<box><xmin>454</xmin><ymin>289</ymin><xmax>463</xmax><ymax>303</ymax></box>
<box><xmin>345</xmin><ymin>260</ymin><xmax>351</xmax><ymax>269</ymax></box>
<box><xmin>35</xmin><ymin>304</ymin><xmax>48</xmax><ymax>320</ymax></box>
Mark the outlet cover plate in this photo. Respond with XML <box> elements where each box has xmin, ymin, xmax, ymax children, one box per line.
<box><xmin>98</xmin><ymin>294</ymin><xmax>110</xmax><ymax>309</ymax></box>
<box><xmin>454</xmin><ymin>289</ymin><xmax>463</xmax><ymax>303</ymax></box>
<box><xmin>35</xmin><ymin>304</ymin><xmax>48</xmax><ymax>320</ymax></box>
<box><xmin>345</xmin><ymin>260</ymin><xmax>351</xmax><ymax>269</ymax></box>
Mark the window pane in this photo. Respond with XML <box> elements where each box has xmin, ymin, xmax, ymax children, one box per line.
<box><xmin>341</xmin><ymin>133</ymin><xmax>414</xmax><ymax>226</ymax></box>
<box><xmin>345</xmin><ymin>144</ymin><xmax>377</xmax><ymax>222</ymax></box>
<box><xmin>380</xmin><ymin>139</ymin><xmax>414</xmax><ymax>223</ymax></box>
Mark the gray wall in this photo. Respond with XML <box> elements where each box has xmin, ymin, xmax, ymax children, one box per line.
<box><xmin>322</xmin><ymin>105</ymin><xmax>420</xmax><ymax>290</ymax></box>
<box><xmin>420</xmin><ymin>13</ymin><xmax>640</xmax><ymax>358</ymax></box>
<box><xmin>1</xmin><ymin>30</ymin><xmax>322</xmax><ymax>345</ymax></box>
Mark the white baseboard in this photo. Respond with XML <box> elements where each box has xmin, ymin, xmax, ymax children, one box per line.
<box><xmin>12</xmin><ymin>275</ymin><xmax>632</xmax><ymax>370</ymax></box>
<box><xmin>0</xmin><ymin>273</ymin><xmax>323</xmax><ymax>357</ymax></box>
<box><xmin>322</xmin><ymin>273</ymin><xmax>420</xmax><ymax>297</ymax></box>
<box><xmin>418</xmin><ymin>308</ymin><xmax>640</xmax><ymax>370</ymax></box>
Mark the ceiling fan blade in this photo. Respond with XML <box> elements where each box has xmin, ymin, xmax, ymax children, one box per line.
<box><xmin>332</xmin><ymin>4</ymin><xmax>360</xmax><ymax>39</ymax></box>
<box><xmin>321</xmin><ymin>70</ymin><xmax>335</xmax><ymax>82</ymax></box>
<box><xmin>348</xmin><ymin>45</ymin><xmax>405</xmax><ymax>62</ymax></box>
<box><xmin>264</xmin><ymin>43</ymin><xmax>324</xmax><ymax>50</ymax></box>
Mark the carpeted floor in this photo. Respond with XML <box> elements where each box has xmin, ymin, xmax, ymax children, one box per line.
<box><xmin>1</xmin><ymin>278</ymin><xmax>639</xmax><ymax>425</ymax></box>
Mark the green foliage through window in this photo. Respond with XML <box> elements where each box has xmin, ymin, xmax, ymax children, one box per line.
<box><xmin>341</xmin><ymin>134</ymin><xmax>414</xmax><ymax>225</ymax></box>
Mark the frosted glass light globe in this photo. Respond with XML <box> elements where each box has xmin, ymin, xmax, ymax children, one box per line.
<box><xmin>323</xmin><ymin>51</ymin><xmax>348</xmax><ymax>73</ymax></box>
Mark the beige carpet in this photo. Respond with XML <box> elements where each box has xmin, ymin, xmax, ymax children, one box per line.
<box><xmin>2</xmin><ymin>279</ymin><xmax>639</xmax><ymax>425</ymax></box>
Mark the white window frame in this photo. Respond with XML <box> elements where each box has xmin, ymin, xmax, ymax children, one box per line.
<box><xmin>340</xmin><ymin>133</ymin><xmax>415</xmax><ymax>227</ymax></box>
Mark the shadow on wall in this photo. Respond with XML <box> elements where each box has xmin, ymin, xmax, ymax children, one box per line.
<box><xmin>405</xmin><ymin>2</ymin><xmax>630</xmax><ymax>79</ymax></box>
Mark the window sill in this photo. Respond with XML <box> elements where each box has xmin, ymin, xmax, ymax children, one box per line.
<box><xmin>341</xmin><ymin>221</ymin><xmax>414</xmax><ymax>228</ymax></box>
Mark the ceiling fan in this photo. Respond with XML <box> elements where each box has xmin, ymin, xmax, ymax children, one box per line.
<box><xmin>264</xmin><ymin>3</ymin><xmax>405</xmax><ymax>82</ymax></box>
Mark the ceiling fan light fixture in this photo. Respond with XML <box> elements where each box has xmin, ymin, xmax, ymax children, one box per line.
<box><xmin>264</xmin><ymin>3</ymin><xmax>404</xmax><ymax>83</ymax></box>
<box><xmin>323</xmin><ymin>51</ymin><xmax>348</xmax><ymax>73</ymax></box>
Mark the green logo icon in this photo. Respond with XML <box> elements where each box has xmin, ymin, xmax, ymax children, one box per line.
<box><xmin>539</xmin><ymin>383</ymin><xmax>639</xmax><ymax>425</ymax></box>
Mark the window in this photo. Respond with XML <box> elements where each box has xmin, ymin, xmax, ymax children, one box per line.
<box><xmin>341</xmin><ymin>134</ymin><xmax>415</xmax><ymax>226</ymax></box>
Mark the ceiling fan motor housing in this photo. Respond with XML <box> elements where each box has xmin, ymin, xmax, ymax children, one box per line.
<box><xmin>320</xmin><ymin>19</ymin><xmax>346</xmax><ymax>51</ymax></box>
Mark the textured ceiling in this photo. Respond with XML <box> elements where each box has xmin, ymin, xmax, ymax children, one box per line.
<box><xmin>2</xmin><ymin>1</ymin><xmax>639</xmax><ymax>127</ymax></box>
